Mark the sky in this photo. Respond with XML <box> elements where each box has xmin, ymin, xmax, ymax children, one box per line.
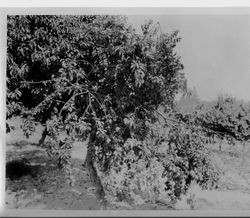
<box><xmin>127</xmin><ymin>14</ymin><xmax>250</xmax><ymax>102</ymax></box>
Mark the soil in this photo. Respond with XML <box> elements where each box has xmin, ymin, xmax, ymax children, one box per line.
<box><xmin>5</xmin><ymin>142</ymin><xmax>100</xmax><ymax>210</ymax></box>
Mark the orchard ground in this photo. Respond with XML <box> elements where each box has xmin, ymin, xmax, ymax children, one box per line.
<box><xmin>5</xmin><ymin>117</ymin><xmax>250</xmax><ymax>210</ymax></box>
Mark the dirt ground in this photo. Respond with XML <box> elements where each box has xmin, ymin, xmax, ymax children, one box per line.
<box><xmin>179</xmin><ymin>142</ymin><xmax>250</xmax><ymax>210</ymax></box>
<box><xmin>5</xmin><ymin>141</ymin><xmax>100</xmax><ymax>210</ymax></box>
<box><xmin>4</xmin><ymin>117</ymin><xmax>250</xmax><ymax>211</ymax></box>
<box><xmin>5</xmin><ymin>118</ymin><xmax>100</xmax><ymax>210</ymax></box>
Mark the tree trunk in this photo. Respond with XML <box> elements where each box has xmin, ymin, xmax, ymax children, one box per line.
<box><xmin>38</xmin><ymin>127</ymin><xmax>48</xmax><ymax>146</ymax></box>
<box><xmin>84</xmin><ymin>130</ymin><xmax>107</xmax><ymax>208</ymax></box>
<box><xmin>243</xmin><ymin>141</ymin><xmax>246</xmax><ymax>152</ymax></box>
<box><xmin>219</xmin><ymin>140</ymin><xmax>222</xmax><ymax>151</ymax></box>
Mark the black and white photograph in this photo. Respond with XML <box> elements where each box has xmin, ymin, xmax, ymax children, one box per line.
<box><xmin>2</xmin><ymin>3</ymin><xmax>250</xmax><ymax>216</ymax></box>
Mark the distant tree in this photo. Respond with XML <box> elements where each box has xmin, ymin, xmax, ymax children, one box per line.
<box><xmin>176</xmin><ymin>87</ymin><xmax>200</xmax><ymax>113</ymax></box>
<box><xmin>194</xmin><ymin>95</ymin><xmax>250</xmax><ymax>147</ymax></box>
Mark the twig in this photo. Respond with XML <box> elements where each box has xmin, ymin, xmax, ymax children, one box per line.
<box><xmin>21</xmin><ymin>78</ymin><xmax>57</xmax><ymax>85</ymax></box>
<box><xmin>82</xmin><ymin>92</ymin><xmax>92</xmax><ymax>118</ymax></box>
<box><xmin>58</xmin><ymin>90</ymin><xmax>88</xmax><ymax>116</ymax></box>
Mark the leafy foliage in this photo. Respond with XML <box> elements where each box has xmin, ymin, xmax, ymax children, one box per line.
<box><xmin>100</xmin><ymin>112</ymin><xmax>219</xmax><ymax>207</ymax></box>
<box><xmin>163</xmin><ymin>119</ymin><xmax>219</xmax><ymax>199</ymax></box>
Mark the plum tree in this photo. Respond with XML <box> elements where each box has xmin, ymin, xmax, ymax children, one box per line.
<box><xmin>7</xmin><ymin>15</ymin><xmax>218</xmax><ymax>206</ymax></box>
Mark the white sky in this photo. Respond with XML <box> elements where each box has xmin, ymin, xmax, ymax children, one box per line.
<box><xmin>127</xmin><ymin>15</ymin><xmax>250</xmax><ymax>102</ymax></box>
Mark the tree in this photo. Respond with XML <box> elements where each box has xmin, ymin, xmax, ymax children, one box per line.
<box><xmin>8</xmin><ymin>15</ymin><xmax>213</xmax><ymax>206</ymax></box>
<box><xmin>191</xmin><ymin>95</ymin><xmax>250</xmax><ymax>149</ymax></box>
<box><xmin>176</xmin><ymin>87</ymin><xmax>200</xmax><ymax>113</ymax></box>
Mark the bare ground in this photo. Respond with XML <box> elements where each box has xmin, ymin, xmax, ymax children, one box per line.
<box><xmin>176</xmin><ymin>142</ymin><xmax>250</xmax><ymax>210</ymax></box>
<box><xmin>5</xmin><ymin>117</ymin><xmax>100</xmax><ymax>210</ymax></box>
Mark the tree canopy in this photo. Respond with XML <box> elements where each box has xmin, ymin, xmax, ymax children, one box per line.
<box><xmin>7</xmin><ymin>15</ymin><xmax>185</xmax><ymax>121</ymax></box>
